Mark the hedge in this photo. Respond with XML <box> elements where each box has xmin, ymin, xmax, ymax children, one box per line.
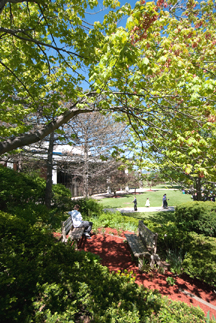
<box><xmin>175</xmin><ymin>201</ymin><xmax>216</xmax><ymax>237</ymax></box>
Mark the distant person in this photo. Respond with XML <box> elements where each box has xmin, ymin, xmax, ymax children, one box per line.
<box><xmin>193</xmin><ymin>192</ymin><xmax>197</xmax><ymax>201</ymax></box>
<box><xmin>145</xmin><ymin>198</ymin><xmax>150</xmax><ymax>207</ymax></box>
<box><xmin>210</xmin><ymin>195</ymin><xmax>215</xmax><ymax>202</ymax></box>
<box><xmin>162</xmin><ymin>194</ymin><xmax>168</xmax><ymax>209</ymax></box>
<box><xmin>68</xmin><ymin>204</ymin><xmax>93</xmax><ymax>239</ymax></box>
<box><xmin>133</xmin><ymin>197</ymin><xmax>137</xmax><ymax>211</ymax></box>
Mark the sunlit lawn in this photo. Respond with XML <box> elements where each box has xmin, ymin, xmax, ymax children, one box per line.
<box><xmin>97</xmin><ymin>189</ymin><xmax>192</xmax><ymax>208</ymax></box>
<box><xmin>122</xmin><ymin>210</ymin><xmax>177</xmax><ymax>224</ymax></box>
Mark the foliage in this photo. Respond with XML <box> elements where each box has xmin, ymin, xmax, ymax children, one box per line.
<box><xmin>71</xmin><ymin>198</ymin><xmax>104</xmax><ymax>218</ymax></box>
<box><xmin>166</xmin><ymin>276</ymin><xmax>176</xmax><ymax>286</ymax></box>
<box><xmin>89</xmin><ymin>210</ymin><xmax>139</xmax><ymax>233</ymax></box>
<box><xmin>183</xmin><ymin>232</ymin><xmax>216</xmax><ymax>287</ymax></box>
<box><xmin>0</xmin><ymin>165</ymin><xmax>72</xmax><ymax>229</ymax></box>
<box><xmin>52</xmin><ymin>183</ymin><xmax>72</xmax><ymax>210</ymax></box>
<box><xmin>175</xmin><ymin>202</ymin><xmax>216</xmax><ymax>237</ymax></box>
<box><xmin>141</xmin><ymin>218</ymin><xmax>187</xmax><ymax>256</ymax></box>
<box><xmin>1</xmin><ymin>0</ymin><xmax>215</xmax><ymax>201</ymax></box>
<box><xmin>116</xmin><ymin>0</ymin><xmax>216</xmax><ymax>187</ymax></box>
<box><xmin>166</xmin><ymin>248</ymin><xmax>184</xmax><ymax>275</ymax></box>
<box><xmin>141</xmin><ymin>215</ymin><xmax>216</xmax><ymax>287</ymax></box>
<box><xmin>0</xmin><ymin>165</ymin><xmax>45</xmax><ymax>212</ymax></box>
<box><xmin>148</xmin><ymin>296</ymin><xmax>206</xmax><ymax>323</ymax></box>
<box><xmin>138</xmin><ymin>258</ymin><xmax>151</xmax><ymax>273</ymax></box>
<box><xmin>141</xmin><ymin>172</ymin><xmax>163</xmax><ymax>190</ymax></box>
<box><xmin>206</xmin><ymin>311</ymin><xmax>216</xmax><ymax>323</ymax></box>
<box><xmin>0</xmin><ymin>0</ymin><xmax>131</xmax><ymax>155</ymax></box>
<box><xmin>1</xmin><ymin>211</ymin><xmax>206</xmax><ymax>322</ymax></box>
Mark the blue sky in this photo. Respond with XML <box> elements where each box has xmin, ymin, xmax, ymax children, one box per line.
<box><xmin>85</xmin><ymin>0</ymin><xmax>138</xmax><ymax>28</ymax></box>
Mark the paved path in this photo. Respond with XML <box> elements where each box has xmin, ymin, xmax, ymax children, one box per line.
<box><xmin>104</xmin><ymin>206</ymin><xmax>175</xmax><ymax>213</ymax></box>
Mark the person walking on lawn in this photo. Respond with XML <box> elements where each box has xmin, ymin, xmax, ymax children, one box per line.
<box><xmin>145</xmin><ymin>197</ymin><xmax>150</xmax><ymax>207</ymax></box>
<box><xmin>133</xmin><ymin>197</ymin><xmax>137</xmax><ymax>211</ymax></box>
<box><xmin>162</xmin><ymin>194</ymin><xmax>168</xmax><ymax>209</ymax></box>
<box><xmin>68</xmin><ymin>204</ymin><xmax>93</xmax><ymax>239</ymax></box>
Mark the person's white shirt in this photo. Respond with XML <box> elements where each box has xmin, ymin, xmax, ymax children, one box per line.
<box><xmin>68</xmin><ymin>210</ymin><xmax>83</xmax><ymax>227</ymax></box>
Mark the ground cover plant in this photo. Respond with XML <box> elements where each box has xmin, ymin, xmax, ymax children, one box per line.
<box><xmin>123</xmin><ymin>207</ymin><xmax>216</xmax><ymax>287</ymax></box>
<box><xmin>98</xmin><ymin>189</ymin><xmax>192</xmax><ymax>208</ymax></box>
<box><xmin>1</xmin><ymin>211</ymin><xmax>209</xmax><ymax>323</ymax></box>
<box><xmin>88</xmin><ymin>210</ymin><xmax>139</xmax><ymax>234</ymax></box>
<box><xmin>175</xmin><ymin>202</ymin><xmax>216</xmax><ymax>237</ymax></box>
<box><xmin>1</xmin><ymin>167</ymin><xmax>215</xmax><ymax>321</ymax></box>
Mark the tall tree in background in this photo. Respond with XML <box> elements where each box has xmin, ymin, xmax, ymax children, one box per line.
<box><xmin>61</xmin><ymin>112</ymin><xmax>129</xmax><ymax>197</ymax></box>
<box><xmin>11</xmin><ymin>111</ymin><xmax>130</xmax><ymax>201</ymax></box>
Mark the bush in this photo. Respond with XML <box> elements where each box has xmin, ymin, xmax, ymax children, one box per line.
<box><xmin>183</xmin><ymin>232</ymin><xmax>216</xmax><ymax>287</ymax></box>
<box><xmin>175</xmin><ymin>202</ymin><xmax>216</xmax><ymax>237</ymax></box>
<box><xmin>141</xmin><ymin>219</ymin><xmax>188</xmax><ymax>259</ymax></box>
<box><xmin>70</xmin><ymin>198</ymin><xmax>104</xmax><ymax>218</ymax></box>
<box><xmin>9</xmin><ymin>202</ymin><xmax>50</xmax><ymax>226</ymax></box>
<box><xmin>0</xmin><ymin>165</ymin><xmax>45</xmax><ymax>212</ymax></box>
<box><xmin>52</xmin><ymin>183</ymin><xmax>72</xmax><ymax>210</ymax></box>
<box><xmin>89</xmin><ymin>211</ymin><xmax>139</xmax><ymax>232</ymax></box>
<box><xmin>148</xmin><ymin>296</ymin><xmax>206</xmax><ymax>322</ymax></box>
<box><xmin>0</xmin><ymin>211</ymin><xmax>207</xmax><ymax>323</ymax></box>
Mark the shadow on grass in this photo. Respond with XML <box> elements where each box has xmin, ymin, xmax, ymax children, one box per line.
<box><xmin>156</xmin><ymin>185</ymin><xmax>181</xmax><ymax>189</ymax></box>
<box><xmin>123</xmin><ymin>211</ymin><xmax>176</xmax><ymax>225</ymax></box>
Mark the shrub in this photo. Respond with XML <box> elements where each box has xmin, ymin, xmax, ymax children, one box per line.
<box><xmin>69</xmin><ymin>198</ymin><xmax>104</xmax><ymax>218</ymax></box>
<box><xmin>0</xmin><ymin>211</ymin><xmax>207</xmax><ymax>322</ymax></box>
<box><xmin>175</xmin><ymin>202</ymin><xmax>216</xmax><ymax>237</ymax></box>
<box><xmin>141</xmin><ymin>219</ymin><xmax>188</xmax><ymax>259</ymax></box>
<box><xmin>0</xmin><ymin>165</ymin><xmax>45</xmax><ymax>212</ymax></box>
<box><xmin>89</xmin><ymin>211</ymin><xmax>139</xmax><ymax>232</ymax></box>
<box><xmin>9</xmin><ymin>202</ymin><xmax>50</xmax><ymax>226</ymax></box>
<box><xmin>183</xmin><ymin>232</ymin><xmax>216</xmax><ymax>287</ymax></box>
<box><xmin>52</xmin><ymin>183</ymin><xmax>72</xmax><ymax>211</ymax></box>
<box><xmin>148</xmin><ymin>296</ymin><xmax>206</xmax><ymax>323</ymax></box>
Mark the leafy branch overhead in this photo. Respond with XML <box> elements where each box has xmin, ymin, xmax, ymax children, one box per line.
<box><xmin>90</xmin><ymin>0</ymin><xmax>216</xmax><ymax>181</ymax></box>
<box><xmin>0</xmin><ymin>0</ymin><xmax>216</xmax><ymax>187</ymax></box>
<box><xmin>0</xmin><ymin>0</ymin><xmax>128</xmax><ymax>154</ymax></box>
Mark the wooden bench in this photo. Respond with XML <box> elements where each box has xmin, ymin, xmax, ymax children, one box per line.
<box><xmin>61</xmin><ymin>216</ymin><xmax>86</xmax><ymax>249</ymax></box>
<box><xmin>125</xmin><ymin>220</ymin><xmax>161</xmax><ymax>270</ymax></box>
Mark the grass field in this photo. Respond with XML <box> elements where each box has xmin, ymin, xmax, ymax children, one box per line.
<box><xmin>97</xmin><ymin>189</ymin><xmax>192</xmax><ymax>208</ymax></box>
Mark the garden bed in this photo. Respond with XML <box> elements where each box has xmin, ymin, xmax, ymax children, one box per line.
<box><xmin>82</xmin><ymin>228</ymin><xmax>216</xmax><ymax>319</ymax></box>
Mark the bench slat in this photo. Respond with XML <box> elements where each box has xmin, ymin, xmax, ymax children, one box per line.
<box><xmin>125</xmin><ymin>234</ymin><xmax>150</xmax><ymax>257</ymax></box>
<box><xmin>61</xmin><ymin>216</ymin><xmax>86</xmax><ymax>247</ymax></box>
<box><xmin>125</xmin><ymin>220</ymin><xmax>160</xmax><ymax>271</ymax></box>
<box><xmin>138</xmin><ymin>221</ymin><xmax>157</xmax><ymax>253</ymax></box>
<box><xmin>70</xmin><ymin>227</ymin><xmax>85</xmax><ymax>240</ymax></box>
<box><xmin>62</xmin><ymin>217</ymin><xmax>73</xmax><ymax>235</ymax></box>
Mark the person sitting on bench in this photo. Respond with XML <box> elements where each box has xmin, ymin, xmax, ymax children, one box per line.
<box><xmin>68</xmin><ymin>204</ymin><xmax>93</xmax><ymax>239</ymax></box>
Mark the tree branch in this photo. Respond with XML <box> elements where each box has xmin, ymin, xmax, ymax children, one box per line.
<box><xmin>0</xmin><ymin>97</ymin><xmax>96</xmax><ymax>155</ymax></box>
<box><xmin>0</xmin><ymin>0</ymin><xmax>39</xmax><ymax>14</ymax></box>
<box><xmin>0</xmin><ymin>27</ymin><xmax>86</xmax><ymax>59</ymax></box>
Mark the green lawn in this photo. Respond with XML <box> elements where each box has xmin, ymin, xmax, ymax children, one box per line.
<box><xmin>97</xmin><ymin>190</ymin><xmax>192</xmax><ymax>208</ymax></box>
<box><xmin>121</xmin><ymin>210</ymin><xmax>177</xmax><ymax>224</ymax></box>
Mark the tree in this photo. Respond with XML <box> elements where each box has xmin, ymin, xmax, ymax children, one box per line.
<box><xmin>141</xmin><ymin>172</ymin><xmax>163</xmax><ymax>191</ymax></box>
<box><xmin>1</xmin><ymin>0</ymin><xmax>216</xmax><ymax>189</ymax></box>
<box><xmin>90</xmin><ymin>0</ymin><xmax>216</xmax><ymax>192</ymax></box>
<box><xmin>0</xmin><ymin>0</ymin><xmax>130</xmax><ymax>155</ymax></box>
<box><xmin>10</xmin><ymin>111</ymin><xmax>130</xmax><ymax>202</ymax></box>
<box><xmin>57</xmin><ymin>112</ymin><xmax>129</xmax><ymax>197</ymax></box>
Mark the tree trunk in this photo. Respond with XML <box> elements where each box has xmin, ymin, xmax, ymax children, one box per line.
<box><xmin>45</xmin><ymin>132</ymin><xmax>54</xmax><ymax>208</ymax></box>
<box><xmin>195</xmin><ymin>177</ymin><xmax>202</xmax><ymax>201</ymax></box>
<box><xmin>83</xmin><ymin>138</ymin><xmax>89</xmax><ymax>198</ymax></box>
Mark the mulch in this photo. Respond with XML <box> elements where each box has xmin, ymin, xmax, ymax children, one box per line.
<box><xmin>54</xmin><ymin>228</ymin><xmax>216</xmax><ymax>319</ymax></box>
